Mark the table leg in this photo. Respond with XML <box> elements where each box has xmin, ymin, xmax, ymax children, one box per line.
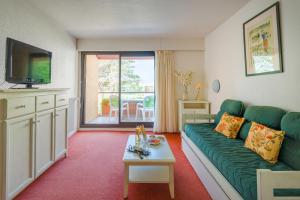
<box><xmin>169</xmin><ymin>164</ymin><xmax>174</xmax><ymax>199</ymax></box>
<box><xmin>124</xmin><ymin>164</ymin><xmax>129</xmax><ymax>199</ymax></box>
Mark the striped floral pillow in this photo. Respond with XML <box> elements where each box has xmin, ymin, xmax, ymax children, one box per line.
<box><xmin>244</xmin><ymin>122</ymin><xmax>285</xmax><ymax>164</ymax></box>
<box><xmin>215</xmin><ymin>112</ymin><xmax>245</xmax><ymax>139</ymax></box>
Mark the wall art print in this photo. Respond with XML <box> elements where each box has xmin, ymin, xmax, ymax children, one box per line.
<box><xmin>243</xmin><ymin>2</ymin><xmax>283</xmax><ymax>76</ymax></box>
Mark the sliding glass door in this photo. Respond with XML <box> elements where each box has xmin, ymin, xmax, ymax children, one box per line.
<box><xmin>81</xmin><ymin>52</ymin><xmax>155</xmax><ymax>127</ymax></box>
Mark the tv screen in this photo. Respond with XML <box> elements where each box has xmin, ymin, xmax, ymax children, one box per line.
<box><xmin>6</xmin><ymin>38</ymin><xmax>52</xmax><ymax>87</ymax></box>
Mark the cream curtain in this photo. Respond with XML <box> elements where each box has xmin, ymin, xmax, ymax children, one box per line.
<box><xmin>153</xmin><ymin>50</ymin><xmax>178</xmax><ymax>133</ymax></box>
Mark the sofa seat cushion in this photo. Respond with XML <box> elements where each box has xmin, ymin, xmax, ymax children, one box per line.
<box><xmin>184</xmin><ymin>123</ymin><xmax>294</xmax><ymax>200</ymax></box>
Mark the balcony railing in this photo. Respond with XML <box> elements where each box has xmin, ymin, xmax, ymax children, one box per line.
<box><xmin>86</xmin><ymin>92</ymin><xmax>154</xmax><ymax>124</ymax></box>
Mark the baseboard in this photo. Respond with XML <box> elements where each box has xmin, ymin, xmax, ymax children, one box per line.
<box><xmin>68</xmin><ymin>130</ymin><xmax>77</xmax><ymax>138</ymax></box>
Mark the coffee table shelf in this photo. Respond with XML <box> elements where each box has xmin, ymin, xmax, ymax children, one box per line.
<box><xmin>129</xmin><ymin>166</ymin><xmax>169</xmax><ymax>183</ymax></box>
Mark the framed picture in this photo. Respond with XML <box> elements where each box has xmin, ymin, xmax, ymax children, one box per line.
<box><xmin>243</xmin><ymin>2</ymin><xmax>283</xmax><ymax>76</ymax></box>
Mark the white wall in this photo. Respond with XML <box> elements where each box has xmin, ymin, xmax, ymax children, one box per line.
<box><xmin>175</xmin><ymin>51</ymin><xmax>205</xmax><ymax>100</ymax></box>
<box><xmin>78</xmin><ymin>38</ymin><xmax>205</xmax><ymax>101</ymax></box>
<box><xmin>0</xmin><ymin>0</ymin><xmax>77</xmax><ymax>97</ymax></box>
<box><xmin>204</xmin><ymin>0</ymin><xmax>300</xmax><ymax>113</ymax></box>
<box><xmin>0</xmin><ymin>0</ymin><xmax>78</xmax><ymax>134</ymax></box>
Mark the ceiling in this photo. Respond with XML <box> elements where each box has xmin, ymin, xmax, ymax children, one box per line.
<box><xmin>28</xmin><ymin>0</ymin><xmax>250</xmax><ymax>39</ymax></box>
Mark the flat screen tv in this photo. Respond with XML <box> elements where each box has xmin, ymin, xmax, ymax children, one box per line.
<box><xmin>6</xmin><ymin>38</ymin><xmax>52</xmax><ymax>88</ymax></box>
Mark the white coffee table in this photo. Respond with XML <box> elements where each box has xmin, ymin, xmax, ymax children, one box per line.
<box><xmin>123</xmin><ymin>135</ymin><xmax>176</xmax><ymax>199</ymax></box>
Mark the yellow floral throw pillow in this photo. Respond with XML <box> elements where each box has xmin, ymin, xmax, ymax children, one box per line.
<box><xmin>244</xmin><ymin>122</ymin><xmax>285</xmax><ymax>164</ymax></box>
<box><xmin>215</xmin><ymin>112</ymin><xmax>245</xmax><ymax>139</ymax></box>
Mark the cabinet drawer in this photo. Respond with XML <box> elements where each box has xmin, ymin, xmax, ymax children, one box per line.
<box><xmin>55</xmin><ymin>94</ymin><xmax>68</xmax><ymax>107</ymax></box>
<box><xmin>6</xmin><ymin>97</ymin><xmax>35</xmax><ymax>119</ymax></box>
<box><xmin>36</xmin><ymin>95</ymin><xmax>55</xmax><ymax>112</ymax></box>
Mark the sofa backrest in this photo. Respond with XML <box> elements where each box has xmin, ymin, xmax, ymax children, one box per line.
<box><xmin>239</xmin><ymin>106</ymin><xmax>287</xmax><ymax>140</ymax></box>
<box><xmin>214</xmin><ymin>99</ymin><xmax>245</xmax><ymax>125</ymax></box>
<box><xmin>279</xmin><ymin>112</ymin><xmax>300</xmax><ymax>170</ymax></box>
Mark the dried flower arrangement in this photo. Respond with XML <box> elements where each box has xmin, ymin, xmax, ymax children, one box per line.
<box><xmin>175</xmin><ymin>71</ymin><xmax>193</xmax><ymax>100</ymax></box>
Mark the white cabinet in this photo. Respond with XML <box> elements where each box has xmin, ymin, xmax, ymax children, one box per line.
<box><xmin>178</xmin><ymin>100</ymin><xmax>211</xmax><ymax>132</ymax></box>
<box><xmin>5</xmin><ymin>114</ymin><xmax>35</xmax><ymax>200</ymax></box>
<box><xmin>0</xmin><ymin>89</ymin><xmax>69</xmax><ymax>200</ymax></box>
<box><xmin>55</xmin><ymin>106</ymin><xmax>68</xmax><ymax>160</ymax></box>
<box><xmin>35</xmin><ymin>109</ymin><xmax>54</xmax><ymax>177</ymax></box>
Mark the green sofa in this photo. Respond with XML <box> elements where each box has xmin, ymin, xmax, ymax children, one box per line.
<box><xmin>182</xmin><ymin>99</ymin><xmax>300</xmax><ymax>200</ymax></box>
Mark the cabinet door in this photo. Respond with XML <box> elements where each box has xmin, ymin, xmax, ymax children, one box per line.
<box><xmin>35</xmin><ymin>110</ymin><xmax>54</xmax><ymax>177</ymax></box>
<box><xmin>5</xmin><ymin>114</ymin><xmax>35</xmax><ymax>200</ymax></box>
<box><xmin>55</xmin><ymin>107</ymin><xmax>68</xmax><ymax>160</ymax></box>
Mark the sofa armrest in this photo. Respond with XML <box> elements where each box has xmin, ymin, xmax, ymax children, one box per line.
<box><xmin>257</xmin><ymin>169</ymin><xmax>300</xmax><ymax>200</ymax></box>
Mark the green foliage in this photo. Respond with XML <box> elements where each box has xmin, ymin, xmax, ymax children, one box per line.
<box><xmin>98</xmin><ymin>59</ymin><xmax>143</xmax><ymax>92</ymax></box>
<box><xmin>98</xmin><ymin>60</ymin><xmax>118</xmax><ymax>92</ymax></box>
<box><xmin>121</xmin><ymin>60</ymin><xmax>143</xmax><ymax>92</ymax></box>
<box><xmin>110</xmin><ymin>95</ymin><xmax>119</xmax><ymax>108</ymax></box>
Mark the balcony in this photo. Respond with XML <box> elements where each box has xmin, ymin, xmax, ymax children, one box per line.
<box><xmin>83</xmin><ymin>53</ymin><xmax>155</xmax><ymax>126</ymax></box>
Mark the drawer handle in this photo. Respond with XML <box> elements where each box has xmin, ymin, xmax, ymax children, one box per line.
<box><xmin>59</xmin><ymin>99</ymin><xmax>65</xmax><ymax>102</ymax></box>
<box><xmin>16</xmin><ymin>105</ymin><xmax>26</xmax><ymax>109</ymax></box>
<box><xmin>32</xmin><ymin>120</ymin><xmax>40</xmax><ymax>124</ymax></box>
<box><xmin>41</xmin><ymin>101</ymin><xmax>49</xmax><ymax>104</ymax></box>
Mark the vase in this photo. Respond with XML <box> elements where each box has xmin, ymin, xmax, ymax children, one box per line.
<box><xmin>135</xmin><ymin>134</ymin><xmax>141</xmax><ymax>147</ymax></box>
<box><xmin>182</xmin><ymin>86</ymin><xmax>188</xmax><ymax>100</ymax></box>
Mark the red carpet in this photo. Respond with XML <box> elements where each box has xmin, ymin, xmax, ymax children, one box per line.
<box><xmin>16</xmin><ymin>132</ymin><xmax>211</xmax><ymax>200</ymax></box>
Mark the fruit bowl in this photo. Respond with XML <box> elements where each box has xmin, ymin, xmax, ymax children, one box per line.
<box><xmin>148</xmin><ymin>138</ymin><xmax>161</xmax><ymax>146</ymax></box>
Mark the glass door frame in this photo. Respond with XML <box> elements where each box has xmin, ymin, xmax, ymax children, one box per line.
<box><xmin>80</xmin><ymin>51</ymin><xmax>155</xmax><ymax>128</ymax></box>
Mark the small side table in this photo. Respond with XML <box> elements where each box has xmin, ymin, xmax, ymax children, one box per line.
<box><xmin>178</xmin><ymin>100</ymin><xmax>211</xmax><ymax>132</ymax></box>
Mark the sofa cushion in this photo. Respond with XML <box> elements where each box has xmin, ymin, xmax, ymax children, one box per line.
<box><xmin>214</xmin><ymin>99</ymin><xmax>245</xmax><ymax>125</ymax></box>
<box><xmin>281</xmin><ymin>112</ymin><xmax>300</xmax><ymax>140</ymax></box>
<box><xmin>215</xmin><ymin>112</ymin><xmax>245</xmax><ymax>138</ymax></box>
<box><xmin>279</xmin><ymin>112</ymin><xmax>300</xmax><ymax>170</ymax></box>
<box><xmin>244</xmin><ymin>106</ymin><xmax>286</xmax><ymax>129</ymax></box>
<box><xmin>239</xmin><ymin>106</ymin><xmax>287</xmax><ymax>140</ymax></box>
<box><xmin>184</xmin><ymin>123</ymin><xmax>294</xmax><ymax>200</ymax></box>
<box><xmin>245</xmin><ymin>122</ymin><xmax>285</xmax><ymax>164</ymax></box>
<box><xmin>239</xmin><ymin>121</ymin><xmax>252</xmax><ymax>140</ymax></box>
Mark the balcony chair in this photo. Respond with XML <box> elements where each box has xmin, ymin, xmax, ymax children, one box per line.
<box><xmin>135</xmin><ymin>95</ymin><xmax>155</xmax><ymax>121</ymax></box>
<box><xmin>109</xmin><ymin>95</ymin><xmax>129</xmax><ymax>119</ymax></box>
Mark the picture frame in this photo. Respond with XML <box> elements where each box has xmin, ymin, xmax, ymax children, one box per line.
<box><xmin>243</xmin><ymin>2</ymin><xmax>283</xmax><ymax>76</ymax></box>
